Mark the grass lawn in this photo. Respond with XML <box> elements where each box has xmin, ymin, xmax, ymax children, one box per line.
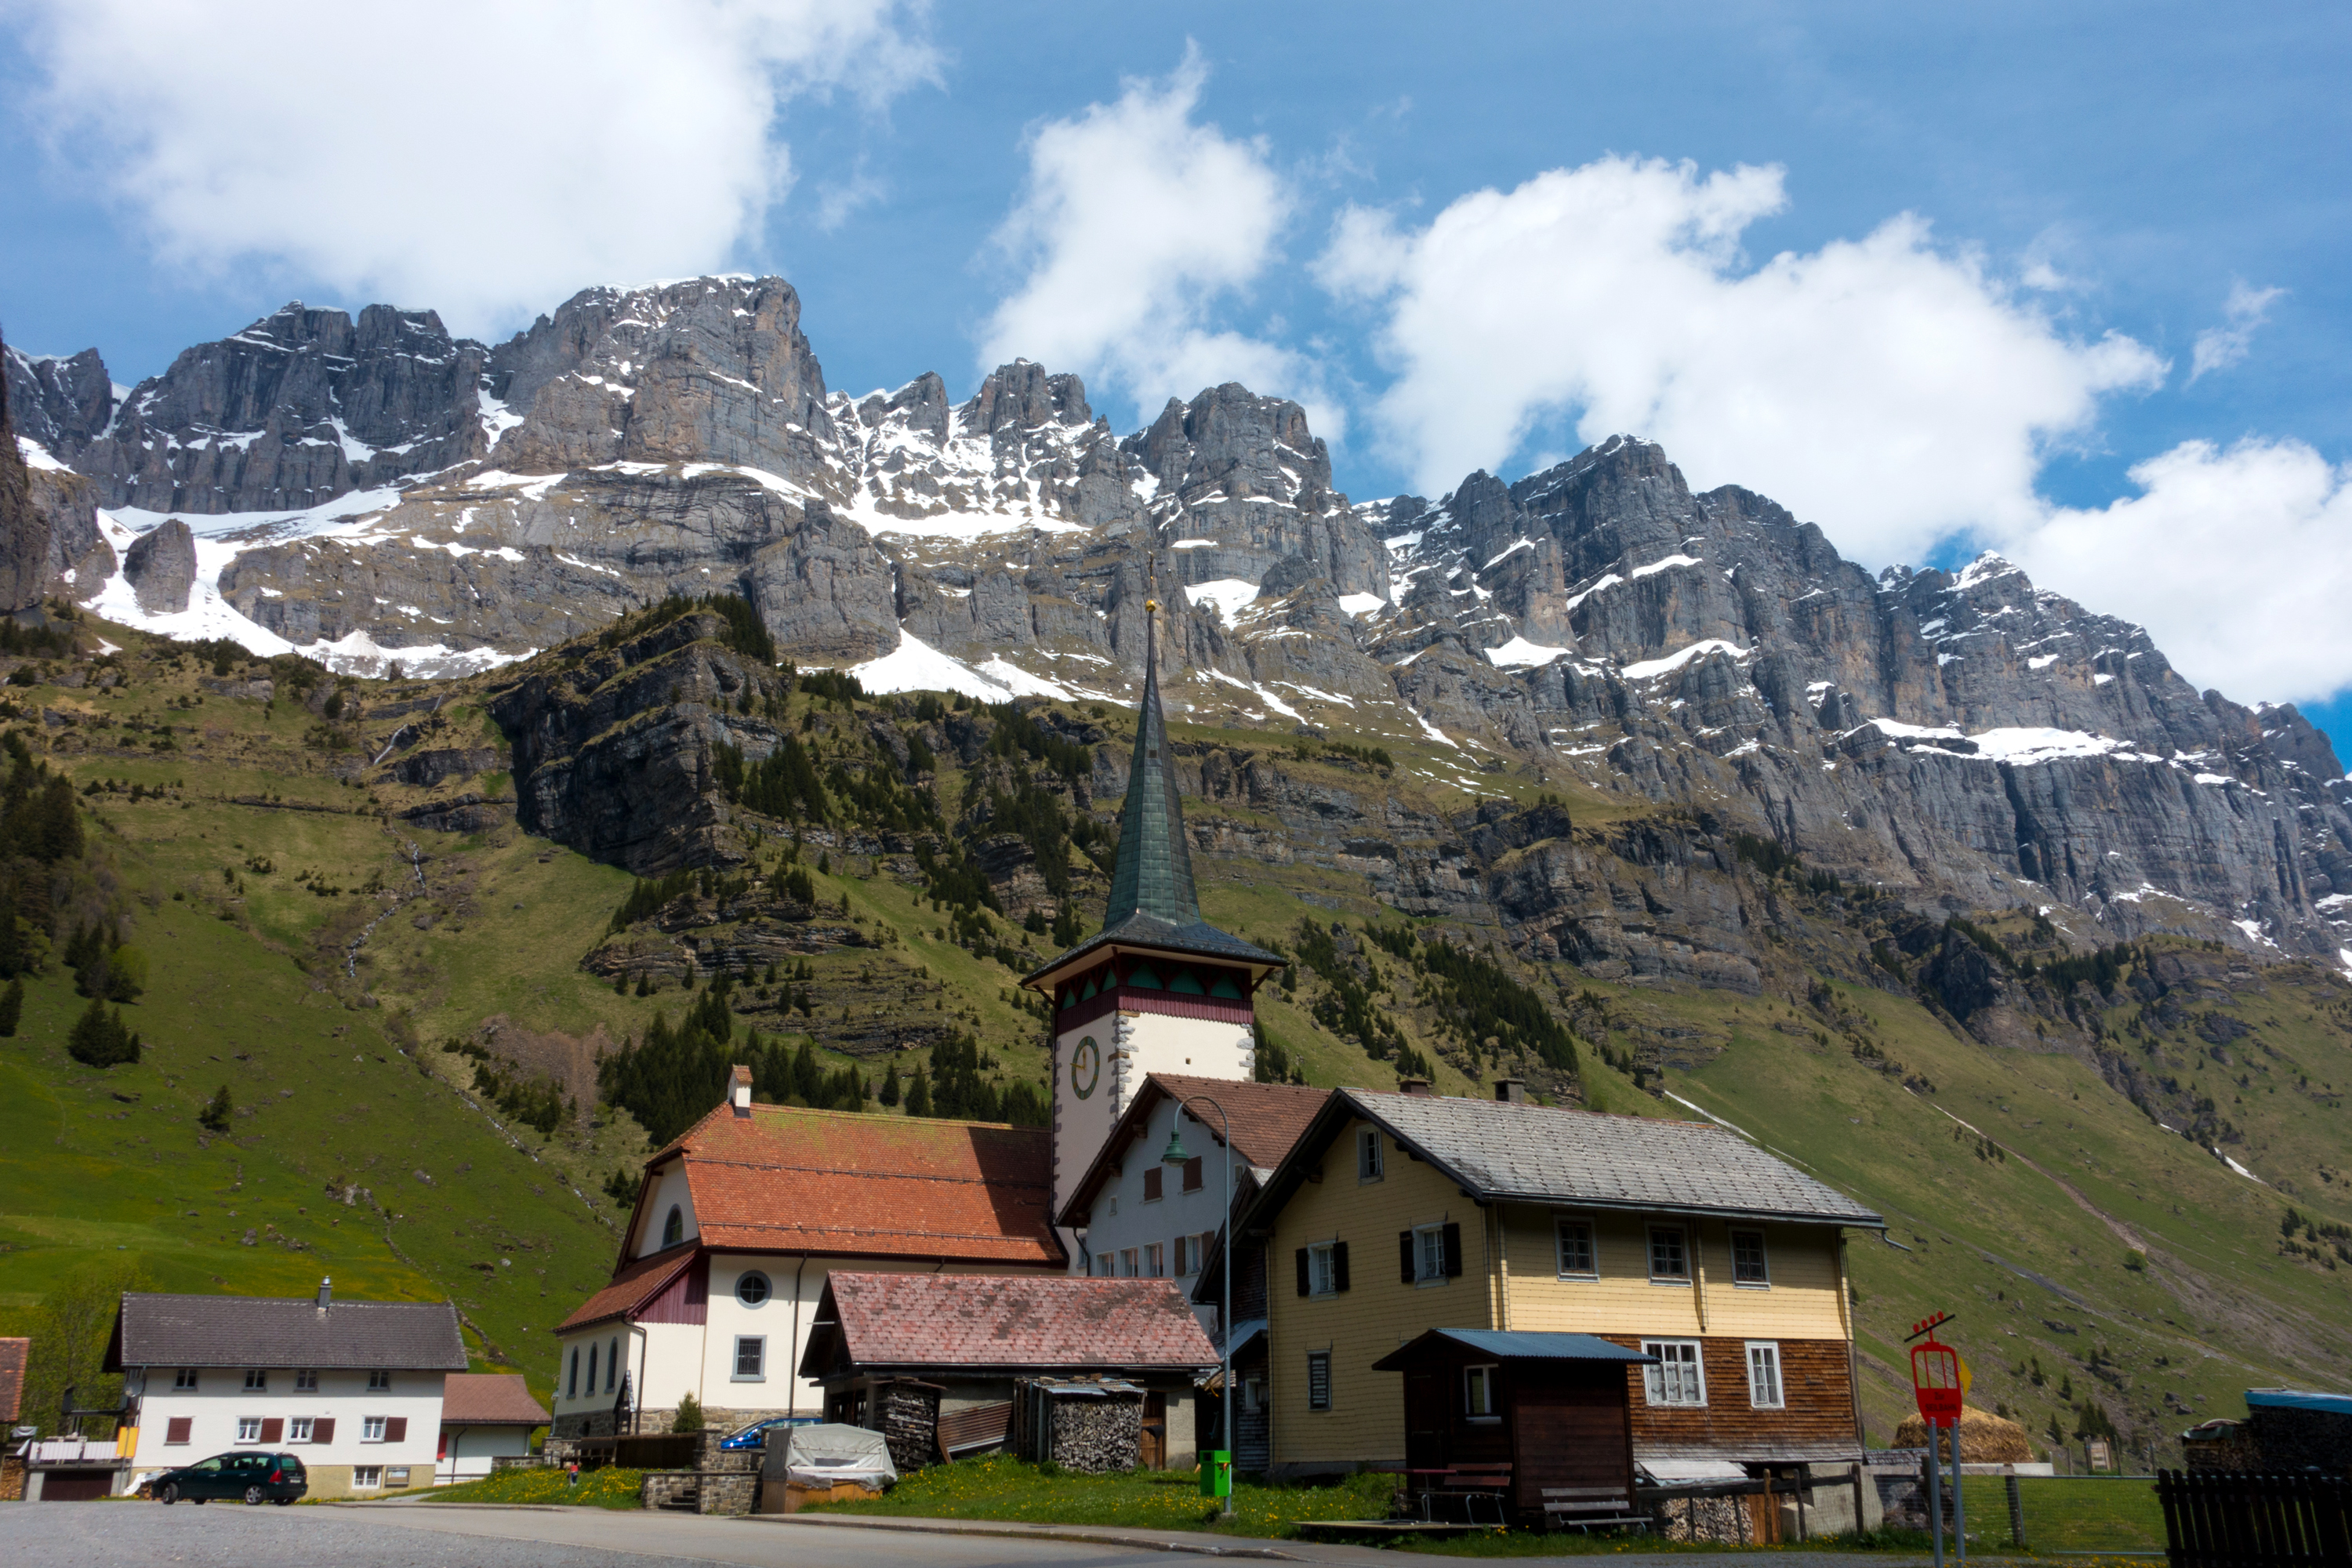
<box><xmin>805</xmin><ymin>1454</ymin><xmax>1397</xmax><ymax>1537</ymax></box>
<box><xmin>416</xmin><ymin>1465</ymin><xmax>646</xmax><ymax>1508</ymax></box>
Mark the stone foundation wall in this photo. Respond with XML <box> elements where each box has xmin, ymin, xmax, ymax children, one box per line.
<box><xmin>639</xmin><ymin>1469</ymin><xmax>757</xmax><ymax>1515</ymax></box>
<box><xmin>1651</xmin><ymin>1495</ymin><xmax>1753</xmax><ymax>1544</ymax></box>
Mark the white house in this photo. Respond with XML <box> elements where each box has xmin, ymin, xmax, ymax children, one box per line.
<box><xmin>549</xmin><ymin>1073</ymin><xmax>1066</xmax><ymax>1443</ymax></box>
<box><xmin>436</xmin><ymin>1373</ymin><xmax>549</xmax><ymax>1482</ymax></box>
<box><xmin>107</xmin><ymin>1279</ymin><xmax>463</xmax><ymax>1498</ymax></box>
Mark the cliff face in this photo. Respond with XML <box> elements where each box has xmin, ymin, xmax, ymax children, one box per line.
<box><xmin>22</xmin><ymin>275</ymin><xmax>2352</xmax><ymax>972</ymax></box>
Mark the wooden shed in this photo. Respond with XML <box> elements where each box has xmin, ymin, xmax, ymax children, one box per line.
<box><xmin>1372</xmin><ymin>1328</ymin><xmax>1656</xmax><ymax>1526</ymax></box>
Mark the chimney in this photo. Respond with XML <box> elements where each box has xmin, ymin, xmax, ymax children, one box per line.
<box><xmin>316</xmin><ymin>1276</ymin><xmax>332</xmax><ymax>1315</ymax></box>
<box><xmin>1494</xmin><ymin>1078</ymin><xmax>1527</xmax><ymax>1105</ymax></box>
<box><xmin>728</xmin><ymin>1064</ymin><xmax>753</xmax><ymax>1116</ymax></box>
<box><xmin>1399</xmin><ymin>1076</ymin><xmax>1433</xmax><ymax>1097</ymax></box>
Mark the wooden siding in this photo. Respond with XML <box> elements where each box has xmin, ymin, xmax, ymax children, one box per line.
<box><xmin>1606</xmin><ymin>1335</ymin><xmax>1857</xmax><ymax>1458</ymax></box>
<box><xmin>1266</xmin><ymin>1120</ymin><xmax>1494</xmax><ymax>1468</ymax></box>
<box><xmin>639</xmin><ymin>1252</ymin><xmax>709</xmax><ymax>1325</ymax></box>
<box><xmin>1500</xmin><ymin>1209</ymin><xmax>1846</xmax><ymax>1341</ymax></box>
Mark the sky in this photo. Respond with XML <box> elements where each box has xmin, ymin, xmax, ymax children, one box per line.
<box><xmin>2</xmin><ymin>1</ymin><xmax>2347</xmax><ymax>750</ymax></box>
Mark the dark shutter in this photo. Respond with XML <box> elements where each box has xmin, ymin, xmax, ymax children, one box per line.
<box><xmin>384</xmin><ymin>1416</ymin><xmax>408</xmax><ymax>1443</ymax></box>
<box><xmin>1443</xmin><ymin>1221</ymin><xmax>1464</xmax><ymax>1277</ymax></box>
<box><xmin>1295</xmin><ymin>1247</ymin><xmax>1310</xmax><ymax>1297</ymax></box>
<box><xmin>260</xmin><ymin>1417</ymin><xmax>284</xmax><ymax>1443</ymax></box>
<box><xmin>312</xmin><ymin>1417</ymin><xmax>335</xmax><ymax>1444</ymax></box>
<box><xmin>165</xmin><ymin>1417</ymin><xmax>191</xmax><ymax>1445</ymax></box>
<box><xmin>1333</xmin><ymin>1240</ymin><xmax>1351</xmax><ymax>1293</ymax></box>
<box><xmin>1400</xmin><ymin>1229</ymin><xmax>1417</xmax><ymax>1283</ymax></box>
<box><xmin>1144</xmin><ymin>1167</ymin><xmax>1163</xmax><ymax>1202</ymax></box>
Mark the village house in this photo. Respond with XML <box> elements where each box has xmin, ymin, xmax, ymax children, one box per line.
<box><xmin>798</xmin><ymin>1272</ymin><xmax>1218</xmax><ymax>1472</ymax></box>
<box><xmin>1218</xmin><ymin>1081</ymin><xmax>1885</xmax><ymax>1504</ymax></box>
<box><xmin>435</xmin><ymin>1373</ymin><xmax>550</xmax><ymax>1483</ymax></box>
<box><xmin>549</xmin><ymin>1077</ymin><xmax>1064</xmax><ymax>1443</ymax></box>
<box><xmin>106</xmin><ymin>1279</ymin><xmax>464</xmax><ymax>1499</ymax></box>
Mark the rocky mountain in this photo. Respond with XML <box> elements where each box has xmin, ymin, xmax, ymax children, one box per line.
<box><xmin>9</xmin><ymin>276</ymin><xmax>2350</xmax><ymax>978</ymax></box>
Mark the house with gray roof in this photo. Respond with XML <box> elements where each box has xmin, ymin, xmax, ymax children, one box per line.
<box><xmin>106</xmin><ymin>1278</ymin><xmax>466</xmax><ymax>1499</ymax></box>
<box><xmin>1205</xmin><ymin>1079</ymin><xmax>1885</xmax><ymax>1509</ymax></box>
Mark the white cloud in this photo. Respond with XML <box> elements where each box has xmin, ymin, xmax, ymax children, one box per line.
<box><xmin>979</xmin><ymin>48</ymin><xmax>1338</xmax><ymax>436</ymax></box>
<box><xmin>2000</xmin><ymin>438</ymin><xmax>2352</xmax><ymax>705</ymax></box>
<box><xmin>13</xmin><ymin>0</ymin><xmax>938</xmax><ymax>335</ymax></box>
<box><xmin>2189</xmin><ymin>281</ymin><xmax>2285</xmax><ymax>381</ymax></box>
<box><xmin>1319</xmin><ymin>155</ymin><xmax>2164</xmax><ymax>565</ymax></box>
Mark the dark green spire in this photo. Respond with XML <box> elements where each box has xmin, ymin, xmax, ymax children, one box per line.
<box><xmin>1102</xmin><ymin>597</ymin><xmax>1201</xmax><ymax>929</ymax></box>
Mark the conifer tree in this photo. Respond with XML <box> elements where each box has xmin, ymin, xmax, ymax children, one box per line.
<box><xmin>903</xmin><ymin>1067</ymin><xmax>932</xmax><ymax>1118</ymax></box>
<box><xmin>0</xmin><ymin>976</ymin><xmax>21</xmax><ymax>1036</ymax></box>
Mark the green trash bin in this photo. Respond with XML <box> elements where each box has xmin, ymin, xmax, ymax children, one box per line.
<box><xmin>1200</xmin><ymin>1450</ymin><xmax>1232</xmax><ymax>1497</ymax></box>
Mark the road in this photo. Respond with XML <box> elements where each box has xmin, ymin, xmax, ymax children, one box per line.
<box><xmin>13</xmin><ymin>1501</ymin><xmax>1991</xmax><ymax>1566</ymax></box>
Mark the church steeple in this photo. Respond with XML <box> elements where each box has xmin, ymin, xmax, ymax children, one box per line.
<box><xmin>1102</xmin><ymin>590</ymin><xmax>1201</xmax><ymax>929</ymax></box>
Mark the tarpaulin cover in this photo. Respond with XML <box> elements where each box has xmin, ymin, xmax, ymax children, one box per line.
<box><xmin>768</xmin><ymin>1422</ymin><xmax>898</xmax><ymax>1490</ymax></box>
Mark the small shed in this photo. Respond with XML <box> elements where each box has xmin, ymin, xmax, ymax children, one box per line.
<box><xmin>1372</xmin><ymin>1328</ymin><xmax>1656</xmax><ymax>1526</ymax></box>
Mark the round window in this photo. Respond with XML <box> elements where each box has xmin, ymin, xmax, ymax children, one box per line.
<box><xmin>736</xmin><ymin>1272</ymin><xmax>771</xmax><ymax>1307</ymax></box>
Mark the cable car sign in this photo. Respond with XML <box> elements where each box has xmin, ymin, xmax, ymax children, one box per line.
<box><xmin>1907</xmin><ymin>1309</ymin><xmax>1965</xmax><ymax>1422</ymax></box>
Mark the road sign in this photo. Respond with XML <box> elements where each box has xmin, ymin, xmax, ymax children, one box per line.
<box><xmin>1909</xmin><ymin>1311</ymin><xmax>1964</xmax><ymax>1422</ymax></box>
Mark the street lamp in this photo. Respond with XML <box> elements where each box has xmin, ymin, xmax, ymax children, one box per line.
<box><xmin>1161</xmin><ymin>1094</ymin><xmax>1233</xmax><ymax>1518</ymax></box>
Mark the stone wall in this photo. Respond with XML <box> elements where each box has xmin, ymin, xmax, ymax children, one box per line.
<box><xmin>639</xmin><ymin>1468</ymin><xmax>759</xmax><ymax>1515</ymax></box>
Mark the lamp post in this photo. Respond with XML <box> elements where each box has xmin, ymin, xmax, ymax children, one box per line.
<box><xmin>1161</xmin><ymin>1094</ymin><xmax>1233</xmax><ymax>1518</ymax></box>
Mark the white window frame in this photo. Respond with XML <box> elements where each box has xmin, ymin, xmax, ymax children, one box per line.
<box><xmin>289</xmin><ymin>1417</ymin><xmax>314</xmax><ymax>1443</ymax></box>
<box><xmin>1120</xmin><ymin>1247</ymin><xmax>1140</xmax><ymax>1278</ymax></box>
<box><xmin>352</xmin><ymin>1465</ymin><xmax>383</xmax><ymax>1490</ymax></box>
<box><xmin>1464</xmin><ymin>1363</ymin><xmax>1501</xmax><ymax>1421</ymax></box>
<box><xmin>295</xmin><ymin>1368</ymin><xmax>318</xmax><ymax>1391</ymax></box>
<box><xmin>1730</xmin><ymin>1229</ymin><xmax>1770</xmax><ymax>1287</ymax></box>
<box><xmin>1746</xmin><ymin>1342</ymin><xmax>1784</xmax><ymax>1409</ymax></box>
<box><xmin>1555</xmin><ymin>1216</ymin><xmax>1598</xmax><ymax>1279</ymax></box>
<box><xmin>1240</xmin><ymin>1375</ymin><xmax>1263</xmax><ymax>1414</ymax></box>
<box><xmin>236</xmin><ymin>1416</ymin><xmax>263</xmax><ymax>1443</ymax></box>
<box><xmin>173</xmin><ymin>1368</ymin><xmax>199</xmax><ymax>1390</ymax></box>
<box><xmin>1414</xmin><ymin>1223</ymin><xmax>1447</xmax><ymax>1285</ymax></box>
<box><xmin>243</xmin><ymin>1368</ymin><xmax>268</xmax><ymax>1392</ymax></box>
<box><xmin>734</xmin><ymin>1335</ymin><xmax>766</xmax><ymax>1381</ymax></box>
<box><xmin>1648</xmin><ymin>1225</ymin><xmax>1690</xmax><ymax>1283</ymax></box>
<box><xmin>362</xmin><ymin>1416</ymin><xmax>389</xmax><ymax>1443</ymax></box>
<box><xmin>1091</xmin><ymin>1252</ymin><xmax>1113</xmax><ymax>1277</ymax></box>
<box><xmin>1641</xmin><ymin>1339</ymin><xmax>1706</xmax><ymax>1406</ymax></box>
<box><xmin>1308</xmin><ymin>1241</ymin><xmax>1339</xmax><ymax>1297</ymax></box>
<box><xmin>1306</xmin><ymin>1351</ymin><xmax>1333</xmax><ymax>1411</ymax></box>
<box><xmin>1145</xmin><ymin>1242</ymin><xmax>1165</xmax><ymax>1278</ymax></box>
<box><xmin>367</xmin><ymin>1369</ymin><xmax>393</xmax><ymax>1392</ymax></box>
<box><xmin>1357</xmin><ymin>1127</ymin><xmax>1384</xmax><ymax>1182</ymax></box>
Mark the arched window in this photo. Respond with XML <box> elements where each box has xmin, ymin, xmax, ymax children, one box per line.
<box><xmin>608</xmin><ymin>1336</ymin><xmax>621</xmax><ymax>1392</ymax></box>
<box><xmin>662</xmin><ymin>1204</ymin><xmax>684</xmax><ymax>1247</ymax></box>
<box><xmin>567</xmin><ymin>1346</ymin><xmax>579</xmax><ymax>1399</ymax></box>
<box><xmin>587</xmin><ymin>1341</ymin><xmax>600</xmax><ymax>1394</ymax></box>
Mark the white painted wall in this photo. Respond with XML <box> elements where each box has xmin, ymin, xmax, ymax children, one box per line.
<box><xmin>632</xmin><ymin>1161</ymin><xmax>697</xmax><ymax>1258</ymax></box>
<box><xmin>1053</xmin><ymin>1008</ymin><xmax>1254</xmax><ymax>1235</ymax></box>
<box><xmin>435</xmin><ymin>1423</ymin><xmax>536</xmax><ymax>1483</ymax></box>
<box><xmin>124</xmin><ymin>1366</ymin><xmax>444</xmax><ymax>1490</ymax></box>
<box><xmin>1073</xmin><ymin>1094</ymin><xmax>1252</xmax><ymax>1334</ymax></box>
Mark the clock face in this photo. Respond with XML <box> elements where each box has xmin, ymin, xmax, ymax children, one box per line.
<box><xmin>1070</xmin><ymin>1036</ymin><xmax>1101</xmax><ymax>1099</ymax></box>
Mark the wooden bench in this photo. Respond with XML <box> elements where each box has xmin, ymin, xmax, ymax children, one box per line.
<box><xmin>1408</xmin><ymin>1464</ymin><xmax>1514</xmax><ymax>1526</ymax></box>
<box><xmin>1541</xmin><ymin>1484</ymin><xmax>1649</xmax><ymax>1534</ymax></box>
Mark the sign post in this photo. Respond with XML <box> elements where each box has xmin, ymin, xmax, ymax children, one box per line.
<box><xmin>1908</xmin><ymin>1312</ymin><xmax>1966</xmax><ymax>1568</ymax></box>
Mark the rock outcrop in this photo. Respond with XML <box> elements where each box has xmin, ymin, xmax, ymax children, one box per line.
<box><xmin>122</xmin><ymin>517</ymin><xmax>196</xmax><ymax>613</ymax></box>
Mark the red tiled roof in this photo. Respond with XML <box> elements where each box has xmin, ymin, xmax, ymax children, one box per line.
<box><xmin>662</xmin><ymin>1102</ymin><xmax>1063</xmax><ymax>1267</ymax></box>
<box><xmin>815</xmin><ymin>1272</ymin><xmax>1218</xmax><ymax>1374</ymax></box>
<box><xmin>557</xmin><ymin>1244</ymin><xmax>696</xmax><ymax>1332</ymax></box>
<box><xmin>0</xmin><ymin>1336</ymin><xmax>25</xmax><ymax>1424</ymax></box>
<box><xmin>1058</xmin><ymin>1075</ymin><xmax>1331</xmax><ymax>1226</ymax></box>
<box><xmin>441</xmin><ymin>1373</ymin><xmax>551</xmax><ymax>1425</ymax></box>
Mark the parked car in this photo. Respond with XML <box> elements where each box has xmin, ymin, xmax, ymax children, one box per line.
<box><xmin>153</xmin><ymin>1451</ymin><xmax>308</xmax><ymax>1504</ymax></box>
<box><xmin>717</xmin><ymin>1414</ymin><xmax>819</xmax><ymax>1452</ymax></box>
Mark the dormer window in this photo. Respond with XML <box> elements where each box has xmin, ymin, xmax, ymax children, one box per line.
<box><xmin>662</xmin><ymin>1204</ymin><xmax>684</xmax><ymax>1247</ymax></box>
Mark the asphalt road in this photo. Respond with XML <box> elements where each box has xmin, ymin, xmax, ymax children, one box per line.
<box><xmin>13</xmin><ymin>1501</ymin><xmax>1994</xmax><ymax>1567</ymax></box>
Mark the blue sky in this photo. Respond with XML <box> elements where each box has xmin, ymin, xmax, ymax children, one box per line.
<box><xmin>2</xmin><ymin>2</ymin><xmax>2347</xmax><ymax>751</ymax></box>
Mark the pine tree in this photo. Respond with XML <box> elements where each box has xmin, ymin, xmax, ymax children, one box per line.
<box><xmin>0</xmin><ymin>976</ymin><xmax>20</xmax><ymax>1036</ymax></box>
<box><xmin>879</xmin><ymin>1064</ymin><xmax>901</xmax><ymax>1107</ymax></box>
<box><xmin>198</xmin><ymin>1085</ymin><xmax>234</xmax><ymax>1132</ymax></box>
<box><xmin>671</xmin><ymin>1391</ymin><xmax>705</xmax><ymax>1432</ymax></box>
<box><xmin>904</xmin><ymin>1067</ymin><xmax>932</xmax><ymax>1118</ymax></box>
<box><xmin>65</xmin><ymin>996</ymin><xmax>138</xmax><ymax>1068</ymax></box>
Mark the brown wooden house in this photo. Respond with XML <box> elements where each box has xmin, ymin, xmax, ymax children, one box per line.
<box><xmin>1372</xmin><ymin>1328</ymin><xmax>1656</xmax><ymax>1526</ymax></box>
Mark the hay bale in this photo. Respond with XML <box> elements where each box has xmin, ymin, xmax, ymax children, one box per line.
<box><xmin>1894</xmin><ymin>1404</ymin><xmax>2034</xmax><ymax>1463</ymax></box>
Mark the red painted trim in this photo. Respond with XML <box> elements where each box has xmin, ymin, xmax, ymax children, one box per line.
<box><xmin>1055</xmin><ymin>987</ymin><xmax>1255</xmax><ymax>1031</ymax></box>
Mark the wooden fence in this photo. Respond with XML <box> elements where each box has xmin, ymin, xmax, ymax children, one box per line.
<box><xmin>2155</xmin><ymin>1469</ymin><xmax>2349</xmax><ymax>1566</ymax></box>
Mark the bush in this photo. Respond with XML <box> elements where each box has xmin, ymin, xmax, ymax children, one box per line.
<box><xmin>198</xmin><ymin>1086</ymin><xmax>234</xmax><ymax>1132</ymax></box>
<box><xmin>66</xmin><ymin>996</ymin><xmax>140</xmax><ymax>1068</ymax></box>
<box><xmin>0</xmin><ymin>977</ymin><xmax>20</xmax><ymax>1036</ymax></box>
<box><xmin>672</xmin><ymin>1391</ymin><xmax>705</xmax><ymax>1433</ymax></box>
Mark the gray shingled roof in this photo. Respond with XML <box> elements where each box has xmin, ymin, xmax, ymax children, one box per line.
<box><xmin>112</xmin><ymin>1293</ymin><xmax>466</xmax><ymax>1371</ymax></box>
<box><xmin>1351</xmin><ymin>1090</ymin><xmax>1883</xmax><ymax>1226</ymax></box>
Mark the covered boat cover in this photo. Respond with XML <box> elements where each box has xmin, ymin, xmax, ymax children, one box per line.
<box><xmin>770</xmin><ymin>1422</ymin><xmax>898</xmax><ymax>1491</ymax></box>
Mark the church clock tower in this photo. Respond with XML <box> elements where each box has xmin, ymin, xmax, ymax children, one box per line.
<box><xmin>1022</xmin><ymin>593</ymin><xmax>1285</xmax><ymax>1254</ymax></box>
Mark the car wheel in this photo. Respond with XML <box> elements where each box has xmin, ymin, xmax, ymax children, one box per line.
<box><xmin>245</xmin><ymin>1484</ymin><xmax>265</xmax><ymax>1505</ymax></box>
<box><xmin>160</xmin><ymin>1483</ymin><xmax>180</xmax><ymax>1504</ymax></box>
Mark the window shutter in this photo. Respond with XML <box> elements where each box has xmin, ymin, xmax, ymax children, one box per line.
<box><xmin>1443</xmin><ymin>1221</ymin><xmax>1464</xmax><ymax>1277</ymax></box>
<box><xmin>1144</xmin><ymin>1167</ymin><xmax>1163</xmax><ymax>1202</ymax></box>
<box><xmin>166</xmin><ymin>1417</ymin><xmax>191</xmax><ymax>1445</ymax></box>
<box><xmin>384</xmin><ymin>1417</ymin><xmax>408</xmax><ymax>1443</ymax></box>
<box><xmin>1333</xmin><ymin>1240</ymin><xmax>1351</xmax><ymax>1293</ymax></box>
<box><xmin>1295</xmin><ymin>1247</ymin><xmax>1310</xmax><ymax>1297</ymax></box>
<box><xmin>313</xmin><ymin>1417</ymin><xmax>336</xmax><ymax>1444</ymax></box>
<box><xmin>260</xmin><ymin>1417</ymin><xmax>284</xmax><ymax>1443</ymax></box>
<box><xmin>1399</xmin><ymin>1229</ymin><xmax>1416</xmax><ymax>1283</ymax></box>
